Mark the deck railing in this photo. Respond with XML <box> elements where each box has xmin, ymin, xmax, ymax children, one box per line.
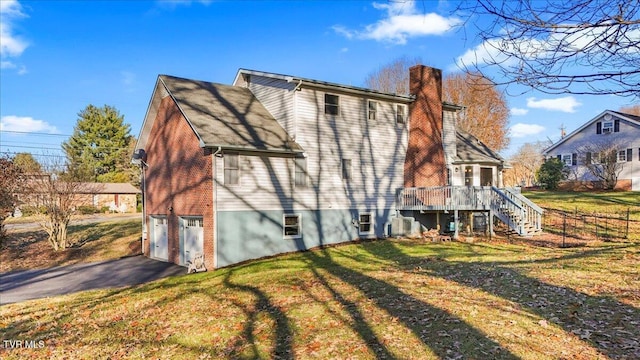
<box><xmin>398</xmin><ymin>186</ymin><xmax>543</xmax><ymax>236</ymax></box>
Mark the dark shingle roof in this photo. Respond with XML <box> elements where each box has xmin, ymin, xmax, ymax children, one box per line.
<box><xmin>453</xmin><ymin>131</ymin><xmax>504</xmax><ymax>164</ymax></box>
<box><xmin>160</xmin><ymin>75</ymin><xmax>303</xmax><ymax>153</ymax></box>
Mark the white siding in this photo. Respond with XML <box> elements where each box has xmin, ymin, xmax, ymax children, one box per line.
<box><xmin>549</xmin><ymin>115</ymin><xmax>640</xmax><ymax>182</ymax></box>
<box><xmin>442</xmin><ymin>110</ymin><xmax>457</xmax><ymax>171</ymax></box>
<box><xmin>218</xmin><ymin>78</ymin><xmax>410</xmax><ymax>212</ymax></box>
<box><xmin>247</xmin><ymin>77</ymin><xmax>296</xmax><ymax>137</ymax></box>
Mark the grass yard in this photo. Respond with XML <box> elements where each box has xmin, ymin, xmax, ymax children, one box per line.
<box><xmin>523</xmin><ymin>190</ymin><xmax>640</xmax><ymax>217</ymax></box>
<box><xmin>1</xmin><ymin>238</ymin><xmax>638</xmax><ymax>359</ymax></box>
<box><xmin>0</xmin><ymin>219</ymin><xmax>141</xmax><ymax>273</ymax></box>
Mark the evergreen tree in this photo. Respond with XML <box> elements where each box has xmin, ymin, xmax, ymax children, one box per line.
<box><xmin>62</xmin><ymin>105</ymin><xmax>135</xmax><ymax>182</ymax></box>
<box><xmin>536</xmin><ymin>158</ymin><xmax>569</xmax><ymax>190</ymax></box>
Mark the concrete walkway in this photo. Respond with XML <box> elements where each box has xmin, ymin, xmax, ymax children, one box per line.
<box><xmin>0</xmin><ymin>256</ymin><xmax>185</xmax><ymax>305</ymax></box>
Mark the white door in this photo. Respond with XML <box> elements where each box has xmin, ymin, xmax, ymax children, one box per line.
<box><xmin>182</xmin><ymin>217</ymin><xmax>204</xmax><ymax>265</ymax></box>
<box><xmin>151</xmin><ymin>216</ymin><xmax>168</xmax><ymax>261</ymax></box>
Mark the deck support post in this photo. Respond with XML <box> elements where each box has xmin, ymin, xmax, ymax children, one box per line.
<box><xmin>453</xmin><ymin>209</ymin><xmax>459</xmax><ymax>240</ymax></box>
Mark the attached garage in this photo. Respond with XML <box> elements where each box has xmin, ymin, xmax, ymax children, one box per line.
<box><xmin>150</xmin><ymin>216</ymin><xmax>168</xmax><ymax>261</ymax></box>
<box><xmin>179</xmin><ymin>217</ymin><xmax>204</xmax><ymax>265</ymax></box>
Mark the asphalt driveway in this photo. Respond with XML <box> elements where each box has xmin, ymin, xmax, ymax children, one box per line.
<box><xmin>0</xmin><ymin>256</ymin><xmax>185</xmax><ymax>305</ymax></box>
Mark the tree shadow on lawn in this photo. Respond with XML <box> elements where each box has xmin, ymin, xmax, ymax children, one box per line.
<box><xmin>301</xmin><ymin>250</ymin><xmax>520</xmax><ymax>359</ymax></box>
<box><xmin>361</xmin><ymin>241</ymin><xmax>640</xmax><ymax>359</ymax></box>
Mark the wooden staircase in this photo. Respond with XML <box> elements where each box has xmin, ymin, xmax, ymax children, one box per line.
<box><xmin>490</xmin><ymin>187</ymin><xmax>543</xmax><ymax>236</ymax></box>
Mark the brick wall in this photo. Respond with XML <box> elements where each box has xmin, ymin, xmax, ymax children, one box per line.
<box><xmin>405</xmin><ymin>65</ymin><xmax>446</xmax><ymax>187</ymax></box>
<box><xmin>145</xmin><ymin>96</ymin><xmax>215</xmax><ymax>270</ymax></box>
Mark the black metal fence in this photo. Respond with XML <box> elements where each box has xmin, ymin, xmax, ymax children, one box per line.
<box><xmin>542</xmin><ymin>207</ymin><xmax>635</xmax><ymax>242</ymax></box>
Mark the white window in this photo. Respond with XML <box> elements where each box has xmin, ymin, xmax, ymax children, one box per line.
<box><xmin>368</xmin><ymin>100</ymin><xmax>377</xmax><ymax>120</ymax></box>
<box><xmin>342</xmin><ymin>159</ymin><xmax>352</xmax><ymax>180</ymax></box>
<box><xmin>396</xmin><ymin>104</ymin><xmax>406</xmax><ymax>124</ymax></box>
<box><xmin>224</xmin><ymin>153</ymin><xmax>239</xmax><ymax>185</ymax></box>
<box><xmin>602</xmin><ymin>121</ymin><xmax>613</xmax><ymax>133</ymax></box>
<box><xmin>618</xmin><ymin>150</ymin><xmax>627</xmax><ymax>162</ymax></box>
<box><xmin>294</xmin><ymin>157</ymin><xmax>307</xmax><ymax>187</ymax></box>
<box><xmin>324</xmin><ymin>94</ymin><xmax>339</xmax><ymax>115</ymax></box>
<box><xmin>358</xmin><ymin>213</ymin><xmax>374</xmax><ymax>235</ymax></box>
<box><xmin>561</xmin><ymin>154</ymin><xmax>572</xmax><ymax>166</ymax></box>
<box><xmin>283</xmin><ymin>214</ymin><xmax>301</xmax><ymax>239</ymax></box>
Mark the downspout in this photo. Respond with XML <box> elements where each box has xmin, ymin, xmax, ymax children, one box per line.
<box><xmin>212</xmin><ymin>147</ymin><xmax>222</xmax><ymax>269</ymax></box>
<box><xmin>141</xmin><ymin>162</ymin><xmax>148</xmax><ymax>256</ymax></box>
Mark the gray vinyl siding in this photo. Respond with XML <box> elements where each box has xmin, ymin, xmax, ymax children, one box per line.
<box><xmin>442</xmin><ymin>110</ymin><xmax>457</xmax><ymax>169</ymax></box>
<box><xmin>548</xmin><ymin>115</ymin><xmax>640</xmax><ymax>182</ymax></box>
<box><xmin>247</xmin><ymin>76</ymin><xmax>296</xmax><ymax>137</ymax></box>
<box><xmin>217</xmin><ymin>78</ymin><xmax>409</xmax><ymax>213</ymax></box>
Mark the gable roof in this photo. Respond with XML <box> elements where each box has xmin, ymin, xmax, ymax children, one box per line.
<box><xmin>452</xmin><ymin>131</ymin><xmax>505</xmax><ymax>165</ymax></box>
<box><xmin>543</xmin><ymin>109</ymin><xmax>640</xmax><ymax>154</ymax></box>
<box><xmin>136</xmin><ymin>75</ymin><xmax>304</xmax><ymax>155</ymax></box>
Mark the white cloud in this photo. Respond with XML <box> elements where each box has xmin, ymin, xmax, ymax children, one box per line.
<box><xmin>0</xmin><ymin>0</ymin><xmax>28</xmax><ymax>58</ymax></box>
<box><xmin>155</xmin><ymin>0</ymin><xmax>212</xmax><ymax>10</ymax></box>
<box><xmin>340</xmin><ymin>47</ymin><xmax>349</xmax><ymax>53</ymax></box>
<box><xmin>526</xmin><ymin>96</ymin><xmax>582</xmax><ymax>113</ymax></box>
<box><xmin>121</xmin><ymin>71</ymin><xmax>136</xmax><ymax>92</ymax></box>
<box><xmin>510</xmin><ymin>107</ymin><xmax>529</xmax><ymax>116</ymax></box>
<box><xmin>510</xmin><ymin>123</ymin><xmax>545</xmax><ymax>138</ymax></box>
<box><xmin>0</xmin><ymin>115</ymin><xmax>58</xmax><ymax>133</ymax></box>
<box><xmin>333</xmin><ymin>1</ymin><xmax>460</xmax><ymax>44</ymax></box>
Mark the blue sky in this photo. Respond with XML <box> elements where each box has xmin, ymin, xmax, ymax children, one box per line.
<box><xmin>1</xmin><ymin>0</ymin><xmax>638</xmax><ymax>162</ymax></box>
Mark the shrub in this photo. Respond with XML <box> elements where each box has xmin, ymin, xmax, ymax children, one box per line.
<box><xmin>77</xmin><ymin>205</ymin><xmax>99</xmax><ymax>215</ymax></box>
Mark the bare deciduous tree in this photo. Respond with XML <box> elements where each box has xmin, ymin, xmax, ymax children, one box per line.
<box><xmin>577</xmin><ymin>141</ymin><xmax>626</xmax><ymax>190</ymax></box>
<box><xmin>23</xmin><ymin>162</ymin><xmax>98</xmax><ymax>251</ymax></box>
<box><xmin>504</xmin><ymin>141</ymin><xmax>549</xmax><ymax>187</ymax></box>
<box><xmin>619</xmin><ymin>104</ymin><xmax>640</xmax><ymax>116</ymax></box>
<box><xmin>0</xmin><ymin>156</ymin><xmax>24</xmax><ymax>241</ymax></box>
<box><xmin>364</xmin><ymin>56</ymin><xmax>510</xmax><ymax>151</ymax></box>
<box><xmin>457</xmin><ymin>0</ymin><xmax>640</xmax><ymax>97</ymax></box>
<box><xmin>364</xmin><ymin>56</ymin><xmax>422</xmax><ymax>95</ymax></box>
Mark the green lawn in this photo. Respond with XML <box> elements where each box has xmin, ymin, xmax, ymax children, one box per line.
<box><xmin>2</xmin><ymin>239</ymin><xmax>638</xmax><ymax>359</ymax></box>
<box><xmin>523</xmin><ymin>190</ymin><xmax>640</xmax><ymax>218</ymax></box>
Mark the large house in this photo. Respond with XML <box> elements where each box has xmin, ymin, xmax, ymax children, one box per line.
<box><xmin>134</xmin><ymin>65</ymin><xmax>539</xmax><ymax>270</ymax></box>
<box><xmin>543</xmin><ymin>110</ymin><xmax>640</xmax><ymax>191</ymax></box>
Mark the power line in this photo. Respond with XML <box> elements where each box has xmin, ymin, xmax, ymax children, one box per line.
<box><xmin>0</xmin><ymin>130</ymin><xmax>72</xmax><ymax>137</ymax></box>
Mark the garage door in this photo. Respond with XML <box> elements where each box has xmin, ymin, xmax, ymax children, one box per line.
<box><xmin>150</xmin><ymin>216</ymin><xmax>168</xmax><ymax>261</ymax></box>
<box><xmin>180</xmin><ymin>217</ymin><xmax>204</xmax><ymax>265</ymax></box>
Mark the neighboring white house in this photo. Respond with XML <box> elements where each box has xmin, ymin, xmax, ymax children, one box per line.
<box><xmin>543</xmin><ymin>110</ymin><xmax>640</xmax><ymax>191</ymax></box>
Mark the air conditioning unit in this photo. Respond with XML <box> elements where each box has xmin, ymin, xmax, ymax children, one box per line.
<box><xmin>391</xmin><ymin>217</ymin><xmax>421</xmax><ymax>237</ymax></box>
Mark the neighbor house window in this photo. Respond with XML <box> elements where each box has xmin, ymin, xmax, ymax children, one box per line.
<box><xmin>368</xmin><ymin>100</ymin><xmax>377</xmax><ymax>120</ymax></box>
<box><xmin>283</xmin><ymin>214</ymin><xmax>301</xmax><ymax>239</ymax></box>
<box><xmin>358</xmin><ymin>213</ymin><xmax>373</xmax><ymax>235</ymax></box>
<box><xmin>396</xmin><ymin>104</ymin><xmax>406</xmax><ymax>124</ymax></box>
<box><xmin>561</xmin><ymin>154</ymin><xmax>573</xmax><ymax>166</ymax></box>
<box><xmin>342</xmin><ymin>159</ymin><xmax>352</xmax><ymax>180</ymax></box>
<box><xmin>325</xmin><ymin>94</ymin><xmax>339</xmax><ymax>115</ymax></box>
<box><xmin>224</xmin><ymin>153</ymin><xmax>239</xmax><ymax>185</ymax></box>
<box><xmin>294</xmin><ymin>157</ymin><xmax>307</xmax><ymax>187</ymax></box>
<box><xmin>602</xmin><ymin>121</ymin><xmax>613</xmax><ymax>133</ymax></box>
<box><xmin>618</xmin><ymin>150</ymin><xmax>629</xmax><ymax>162</ymax></box>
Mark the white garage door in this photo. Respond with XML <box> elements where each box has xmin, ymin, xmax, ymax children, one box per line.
<box><xmin>150</xmin><ymin>216</ymin><xmax>168</xmax><ymax>261</ymax></box>
<box><xmin>180</xmin><ymin>217</ymin><xmax>204</xmax><ymax>265</ymax></box>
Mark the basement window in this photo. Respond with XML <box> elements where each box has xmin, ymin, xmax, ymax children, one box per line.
<box><xmin>283</xmin><ymin>214</ymin><xmax>301</xmax><ymax>239</ymax></box>
<box><xmin>358</xmin><ymin>213</ymin><xmax>374</xmax><ymax>236</ymax></box>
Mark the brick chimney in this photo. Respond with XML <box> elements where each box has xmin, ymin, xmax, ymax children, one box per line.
<box><xmin>404</xmin><ymin>65</ymin><xmax>446</xmax><ymax>187</ymax></box>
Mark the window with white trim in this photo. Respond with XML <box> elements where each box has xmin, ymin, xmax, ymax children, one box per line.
<box><xmin>602</xmin><ymin>121</ymin><xmax>613</xmax><ymax>133</ymax></box>
<box><xmin>561</xmin><ymin>154</ymin><xmax>572</xmax><ymax>166</ymax></box>
<box><xmin>283</xmin><ymin>214</ymin><xmax>301</xmax><ymax>239</ymax></box>
<box><xmin>294</xmin><ymin>157</ymin><xmax>307</xmax><ymax>187</ymax></box>
<box><xmin>224</xmin><ymin>153</ymin><xmax>239</xmax><ymax>185</ymax></box>
<box><xmin>618</xmin><ymin>150</ymin><xmax>627</xmax><ymax>162</ymax></box>
<box><xmin>368</xmin><ymin>100</ymin><xmax>377</xmax><ymax>120</ymax></box>
<box><xmin>358</xmin><ymin>213</ymin><xmax>374</xmax><ymax>235</ymax></box>
<box><xmin>324</xmin><ymin>94</ymin><xmax>339</xmax><ymax>115</ymax></box>
<box><xmin>342</xmin><ymin>159</ymin><xmax>352</xmax><ymax>180</ymax></box>
<box><xmin>396</xmin><ymin>104</ymin><xmax>406</xmax><ymax>124</ymax></box>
